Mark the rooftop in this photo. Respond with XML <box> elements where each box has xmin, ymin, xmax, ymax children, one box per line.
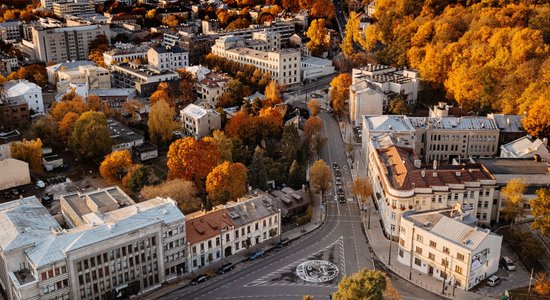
<box><xmin>62</xmin><ymin>186</ymin><xmax>134</xmax><ymax>218</ymax></box>
<box><xmin>113</xmin><ymin>62</ymin><xmax>178</xmax><ymax>78</ymax></box>
<box><xmin>487</xmin><ymin>114</ymin><xmax>524</xmax><ymax>133</ymax></box>
<box><xmin>181</xmin><ymin>103</ymin><xmax>208</xmax><ymax>119</ymax></box>
<box><xmin>46</xmin><ymin>60</ymin><xmax>96</xmax><ymax>73</ymax></box>
<box><xmin>501</xmin><ymin>136</ymin><xmax>549</xmax><ymax>159</ymax></box>
<box><xmin>364</xmin><ymin>115</ymin><xmax>416</xmax><ymax>132</ymax></box>
<box><xmin>107</xmin><ymin>118</ymin><xmax>144</xmax><ymax>146</ymax></box>
<box><xmin>197</xmin><ymin>71</ymin><xmax>231</xmax><ymax>88</ymax></box>
<box><xmin>2</xmin><ymin>80</ymin><xmax>41</xmax><ymax>97</ymax></box>
<box><xmin>133</xmin><ymin>141</ymin><xmax>157</xmax><ymax>153</ymax></box>
<box><xmin>408</xmin><ymin>116</ymin><xmax>499</xmax><ymax>130</ymax></box>
<box><xmin>473</xmin><ymin>157</ymin><xmax>549</xmax><ymax>175</ymax></box>
<box><xmin>186</xmin><ymin>209</ymin><xmax>234</xmax><ymax>245</ymax></box>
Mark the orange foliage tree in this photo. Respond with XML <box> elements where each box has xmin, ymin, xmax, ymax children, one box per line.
<box><xmin>263</xmin><ymin>80</ymin><xmax>282</xmax><ymax>107</ymax></box>
<box><xmin>99</xmin><ymin>150</ymin><xmax>133</xmax><ymax>184</ymax></box>
<box><xmin>225</xmin><ymin>111</ymin><xmax>258</xmax><ymax>145</ymax></box>
<box><xmin>522</xmin><ymin>96</ymin><xmax>550</xmax><ymax>139</ymax></box>
<box><xmin>206</xmin><ymin>161</ymin><xmax>248</xmax><ymax>206</ymax></box>
<box><xmin>10</xmin><ymin>139</ymin><xmax>43</xmax><ymax>171</ymax></box>
<box><xmin>304</xmin><ymin>115</ymin><xmax>323</xmax><ymax>139</ymax></box>
<box><xmin>150</xmin><ymin>82</ymin><xmax>173</xmax><ymax>106</ymax></box>
<box><xmin>330</xmin><ymin>74</ymin><xmax>352</xmax><ymax>117</ymax></box>
<box><xmin>257</xmin><ymin>107</ymin><xmax>283</xmax><ymax>139</ymax></box>
<box><xmin>58</xmin><ymin>112</ymin><xmax>80</xmax><ymax>142</ymax></box>
<box><xmin>167</xmin><ymin>137</ymin><xmax>222</xmax><ymax>185</ymax></box>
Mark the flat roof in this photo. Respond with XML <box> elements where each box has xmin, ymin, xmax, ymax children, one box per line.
<box><xmin>108</xmin><ymin>119</ymin><xmax>144</xmax><ymax>145</ymax></box>
<box><xmin>473</xmin><ymin>158</ymin><xmax>549</xmax><ymax>175</ymax></box>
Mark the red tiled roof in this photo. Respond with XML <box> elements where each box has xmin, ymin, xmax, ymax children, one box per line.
<box><xmin>186</xmin><ymin>209</ymin><xmax>234</xmax><ymax>244</ymax></box>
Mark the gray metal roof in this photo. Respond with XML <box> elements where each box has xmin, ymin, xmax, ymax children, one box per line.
<box><xmin>225</xmin><ymin>195</ymin><xmax>278</xmax><ymax>227</ymax></box>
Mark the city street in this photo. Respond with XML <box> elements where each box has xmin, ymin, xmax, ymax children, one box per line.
<box><xmin>154</xmin><ymin>111</ymin><xmax>441</xmax><ymax>300</ymax></box>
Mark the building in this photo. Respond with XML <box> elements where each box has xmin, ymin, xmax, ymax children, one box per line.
<box><xmin>364</xmin><ymin>133</ymin><xmax>497</xmax><ymax>238</ymax></box>
<box><xmin>46</xmin><ymin>60</ymin><xmax>96</xmax><ymax>85</ymax></box>
<box><xmin>167</xmin><ymin>32</ymin><xmax>216</xmax><ymax>66</ymax></box>
<box><xmin>487</xmin><ymin>114</ymin><xmax>525</xmax><ymax>146</ymax></box>
<box><xmin>270</xmin><ymin>187</ymin><xmax>310</xmax><ymax>219</ymax></box>
<box><xmin>398</xmin><ymin>206</ymin><xmax>502</xmax><ymax>291</ymax></box>
<box><xmin>211</xmin><ymin>34</ymin><xmax>301</xmax><ymax>87</ymax></box>
<box><xmin>133</xmin><ymin>142</ymin><xmax>158</xmax><ymax>162</ymax></box>
<box><xmin>0</xmin><ymin>130</ymin><xmax>20</xmax><ymax>159</ymax></box>
<box><xmin>103</xmin><ymin>43</ymin><xmax>149</xmax><ymax>66</ymax></box>
<box><xmin>0</xmin><ymin>97</ymin><xmax>29</xmax><ymax>130</ymax></box>
<box><xmin>42</xmin><ymin>154</ymin><xmax>64</xmax><ymax>171</ymax></box>
<box><xmin>351</xmin><ymin>64</ymin><xmax>420</xmax><ymax>111</ymax></box>
<box><xmin>66</xmin><ymin>14</ymin><xmax>110</xmax><ymax>26</ymax></box>
<box><xmin>367</xmin><ymin>0</ymin><xmax>376</xmax><ymax>17</ymax></box>
<box><xmin>53</xmin><ymin>0</ymin><xmax>95</xmax><ymax>17</ymax></box>
<box><xmin>186</xmin><ymin>194</ymin><xmax>280</xmax><ymax>271</ymax></box>
<box><xmin>180</xmin><ymin>104</ymin><xmax>221</xmax><ymax>139</ymax></box>
<box><xmin>56</xmin><ymin>65</ymin><xmax>111</xmax><ymax>94</ymax></box>
<box><xmin>0</xmin><ymin>158</ymin><xmax>30</xmax><ymax>190</ymax></box>
<box><xmin>0</xmin><ymin>21</ymin><xmax>24</xmax><ymax>43</ymax></box>
<box><xmin>500</xmin><ymin>136</ymin><xmax>550</xmax><ymax>161</ymax></box>
<box><xmin>41</xmin><ymin>0</ymin><xmax>67</xmax><ymax>9</ymax></box>
<box><xmin>428</xmin><ymin>102</ymin><xmax>470</xmax><ymax>118</ymax></box>
<box><xmin>147</xmin><ymin>46</ymin><xmax>188</xmax><ymax>72</ymax></box>
<box><xmin>196</xmin><ymin>71</ymin><xmax>231</xmax><ymax>107</ymax></box>
<box><xmin>349</xmin><ymin>81</ymin><xmax>384</xmax><ymax>125</ymax></box>
<box><xmin>107</xmin><ymin>119</ymin><xmax>144</xmax><ymax>152</ymax></box>
<box><xmin>185</xmin><ymin>65</ymin><xmax>211</xmax><ymax>81</ymax></box>
<box><xmin>0</xmin><ymin>187</ymin><xmax>185</xmax><ymax>300</ymax></box>
<box><xmin>110</xmin><ymin>63</ymin><xmax>179</xmax><ymax>96</ymax></box>
<box><xmin>0</xmin><ymin>54</ymin><xmax>18</xmax><ymax>76</ymax></box>
<box><xmin>88</xmin><ymin>88</ymin><xmax>136</xmax><ymax>111</ymax></box>
<box><xmin>301</xmin><ymin>56</ymin><xmax>335</xmax><ymax>82</ymax></box>
<box><xmin>31</xmin><ymin>24</ymin><xmax>111</xmax><ymax>63</ymax></box>
<box><xmin>2</xmin><ymin>80</ymin><xmax>44</xmax><ymax>114</ymax></box>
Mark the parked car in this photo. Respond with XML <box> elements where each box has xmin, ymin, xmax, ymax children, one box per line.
<box><xmin>218</xmin><ymin>263</ymin><xmax>234</xmax><ymax>274</ymax></box>
<box><xmin>36</xmin><ymin>180</ymin><xmax>46</xmax><ymax>189</ymax></box>
<box><xmin>486</xmin><ymin>275</ymin><xmax>502</xmax><ymax>287</ymax></box>
<box><xmin>10</xmin><ymin>189</ymin><xmax>19</xmax><ymax>197</ymax></box>
<box><xmin>335</xmin><ymin>170</ymin><xmax>342</xmax><ymax>177</ymax></box>
<box><xmin>500</xmin><ymin>256</ymin><xmax>516</xmax><ymax>271</ymax></box>
<box><xmin>338</xmin><ymin>195</ymin><xmax>346</xmax><ymax>203</ymax></box>
<box><xmin>190</xmin><ymin>274</ymin><xmax>209</xmax><ymax>285</ymax></box>
<box><xmin>249</xmin><ymin>250</ymin><xmax>265</xmax><ymax>260</ymax></box>
<box><xmin>332</xmin><ymin>162</ymin><xmax>339</xmax><ymax>169</ymax></box>
<box><xmin>335</xmin><ymin>178</ymin><xmax>342</xmax><ymax>185</ymax></box>
<box><xmin>42</xmin><ymin>193</ymin><xmax>53</xmax><ymax>207</ymax></box>
<box><xmin>276</xmin><ymin>238</ymin><xmax>291</xmax><ymax>248</ymax></box>
<box><xmin>337</xmin><ymin>188</ymin><xmax>344</xmax><ymax>195</ymax></box>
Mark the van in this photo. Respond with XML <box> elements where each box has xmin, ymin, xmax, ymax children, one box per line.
<box><xmin>486</xmin><ymin>275</ymin><xmax>502</xmax><ymax>287</ymax></box>
<box><xmin>500</xmin><ymin>256</ymin><xmax>516</xmax><ymax>271</ymax></box>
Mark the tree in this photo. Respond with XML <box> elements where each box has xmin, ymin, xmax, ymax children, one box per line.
<box><xmin>333</xmin><ymin>269</ymin><xmax>397</xmax><ymax>300</ymax></box>
<box><xmin>522</xmin><ymin>96</ymin><xmax>550</xmax><ymax>139</ymax></box>
<box><xmin>309</xmin><ymin>159</ymin><xmax>332</xmax><ymax>200</ymax></box>
<box><xmin>99</xmin><ymin>150</ymin><xmax>133</xmax><ymax>184</ymax></box>
<box><xmin>217</xmin><ymin>79</ymin><xmax>244</xmax><ymax>107</ymax></box>
<box><xmin>177</xmin><ymin>69</ymin><xmax>196</xmax><ymax>105</ymax></box>
<box><xmin>87</xmin><ymin>94</ymin><xmax>113</xmax><ymax>116</ymax></box>
<box><xmin>206</xmin><ymin>162</ymin><xmax>248</xmax><ymax>206</ymax></box>
<box><xmin>30</xmin><ymin>116</ymin><xmax>58</xmax><ymax>147</ymax></box>
<box><xmin>257</xmin><ymin>107</ymin><xmax>283</xmax><ymax>139</ymax></box>
<box><xmin>122</xmin><ymin>164</ymin><xmax>149</xmax><ymax>193</ymax></box>
<box><xmin>309</xmin><ymin>133</ymin><xmax>327</xmax><ymax>159</ymax></box>
<box><xmin>330</xmin><ymin>74</ymin><xmax>352</xmax><ymax>117</ymax></box>
<box><xmin>122</xmin><ymin>99</ymin><xmax>144</xmax><ymax>118</ymax></box>
<box><xmin>288</xmin><ymin>160</ymin><xmax>304</xmax><ymax>189</ymax></box>
<box><xmin>388</xmin><ymin>97</ymin><xmax>411</xmax><ymax>115</ymax></box>
<box><xmin>88</xmin><ymin>35</ymin><xmax>110</xmax><ymax>67</ymax></box>
<box><xmin>282</xmin><ymin>124</ymin><xmax>301</xmax><ymax>164</ymax></box>
<box><xmin>10</xmin><ymin>139</ymin><xmax>43</xmax><ymax>171</ymax></box>
<box><xmin>352</xmin><ymin>177</ymin><xmax>373</xmax><ymax>204</ymax></box>
<box><xmin>70</xmin><ymin>111</ymin><xmax>112</xmax><ymax>160</ymax></box>
<box><xmin>264</xmin><ymin>80</ymin><xmax>281</xmax><ymax>107</ymax></box>
<box><xmin>141</xmin><ymin>179</ymin><xmax>203</xmax><ymax>214</ymax></box>
<box><xmin>50</xmin><ymin>97</ymin><xmax>89</xmax><ymax>122</ymax></box>
<box><xmin>225</xmin><ymin>111</ymin><xmax>258</xmax><ymax>146</ymax></box>
<box><xmin>167</xmin><ymin>137</ymin><xmax>221</xmax><ymax>185</ymax></box>
<box><xmin>307</xmin><ymin>99</ymin><xmax>321</xmax><ymax>116</ymax></box>
<box><xmin>500</xmin><ymin>178</ymin><xmax>527</xmax><ymax>225</ymax></box>
<box><xmin>306</xmin><ymin>19</ymin><xmax>329</xmax><ymax>57</ymax></box>
<box><xmin>148</xmin><ymin>99</ymin><xmax>178</xmax><ymax>146</ymax></box>
<box><xmin>248</xmin><ymin>146</ymin><xmax>271</xmax><ymax>190</ymax></box>
<box><xmin>304</xmin><ymin>115</ymin><xmax>323</xmax><ymax>140</ymax></box>
<box><xmin>531</xmin><ymin>188</ymin><xmax>550</xmax><ymax>235</ymax></box>
<box><xmin>150</xmin><ymin>82</ymin><xmax>173</xmax><ymax>106</ymax></box>
<box><xmin>303</xmin><ymin>296</ymin><xmax>314</xmax><ymax>300</ymax></box>
<box><xmin>227</xmin><ymin>17</ymin><xmax>250</xmax><ymax>30</ymax></box>
<box><xmin>162</xmin><ymin>15</ymin><xmax>180</xmax><ymax>27</ymax></box>
<box><xmin>203</xmin><ymin>130</ymin><xmax>233</xmax><ymax>162</ymax></box>
<box><xmin>58</xmin><ymin>112</ymin><xmax>80</xmax><ymax>142</ymax></box>
<box><xmin>534</xmin><ymin>272</ymin><xmax>550</xmax><ymax>296</ymax></box>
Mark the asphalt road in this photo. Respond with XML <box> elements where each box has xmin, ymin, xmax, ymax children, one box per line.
<box><xmin>155</xmin><ymin>112</ymin><xmax>440</xmax><ymax>300</ymax></box>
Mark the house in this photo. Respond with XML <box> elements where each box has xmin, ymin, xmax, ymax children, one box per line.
<box><xmin>0</xmin><ymin>158</ymin><xmax>30</xmax><ymax>190</ymax></box>
<box><xmin>270</xmin><ymin>187</ymin><xmax>310</xmax><ymax>219</ymax></box>
<box><xmin>42</xmin><ymin>154</ymin><xmax>64</xmax><ymax>171</ymax></box>
<box><xmin>133</xmin><ymin>142</ymin><xmax>158</xmax><ymax>162</ymax></box>
<box><xmin>398</xmin><ymin>205</ymin><xmax>502</xmax><ymax>291</ymax></box>
<box><xmin>196</xmin><ymin>72</ymin><xmax>232</xmax><ymax>107</ymax></box>
<box><xmin>2</xmin><ymin>80</ymin><xmax>44</xmax><ymax>114</ymax></box>
<box><xmin>147</xmin><ymin>45</ymin><xmax>189</xmax><ymax>72</ymax></box>
<box><xmin>107</xmin><ymin>119</ymin><xmax>144</xmax><ymax>151</ymax></box>
<box><xmin>500</xmin><ymin>136</ymin><xmax>550</xmax><ymax>161</ymax></box>
<box><xmin>180</xmin><ymin>103</ymin><xmax>221</xmax><ymax>139</ymax></box>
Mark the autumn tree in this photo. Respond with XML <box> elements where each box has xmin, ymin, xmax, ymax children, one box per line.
<box><xmin>203</xmin><ymin>130</ymin><xmax>233</xmax><ymax>162</ymax></box>
<box><xmin>330</xmin><ymin>74</ymin><xmax>352</xmax><ymax>117</ymax></box>
<box><xmin>333</xmin><ymin>269</ymin><xmax>399</xmax><ymax>300</ymax></box>
<box><xmin>225</xmin><ymin>111</ymin><xmax>258</xmax><ymax>146</ymax></box>
<box><xmin>10</xmin><ymin>139</ymin><xmax>43</xmax><ymax>171</ymax></box>
<box><xmin>30</xmin><ymin>116</ymin><xmax>58</xmax><ymax>147</ymax></box>
<box><xmin>148</xmin><ymin>99</ymin><xmax>178</xmax><ymax>146</ymax></box>
<box><xmin>70</xmin><ymin>111</ymin><xmax>112</xmax><ymax>160</ymax></box>
<box><xmin>534</xmin><ymin>272</ymin><xmax>550</xmax><ymax>297</ymax></box>
<box><xmin>150</xmin><ymin>82</ymin><xmax>173</xmax><ymax>106</ymax></box>
<box><xmin>58</xmin><ymin>112</ymin><xmax>80</xmax><ymax>142</ymax></box>
<box><xmin>309</xmin><ymin>159</ymin><xmax>332</xmax><ymax>200</ymax></box>
<box><xmin>531</xmin><ymin>188</ymin><xmax>550</xmax><ymax>235</ymax></box>
<box><xmin>248</xmin><ymin>146</ymin><xmax>271</xmax><ymax>190</ymax></box>
<box><xmin>206</xmin><ymin>162</ymin><xmax>248</xmax><ymax>206</ymax></box>
<box><xmin>122</xmin><ymin>99</ymin><xmax>144</xmax><ymax>119</ymax></box>
<box><xmin>288</xmin><ymin>160</ymin><xmax>304</xmax><ymax>189</ymax></box>
<box><xmin>306</xmin><ymin>19</ymin><xmax>329</xmax><ymax>57</ymax></box>
<box><xmin>500</xmin><ymin>178</ymin><xmax>527</xmax><ymax>226</ymax></box>
<box><xmin>88</xmin><ymin>35</ymin><xmax>110</xmax><ymax>67</ymax></box>
<box><xmin>177</xmin><ymin>69</ymin><xmax>196</xmax><ymax>105</ymax></box>
<box><xmin>87</xmin><ymin>94</ymin><xmax>113</xmax><ymax>116</ymax></box>
<box><xmin>122</xmin><ymin>164</ymin><xmax>149</xmax><ymax>193</ymax></box>
<box><xmin>257</xmin><ymin>107</ymin><xmax>283</xmax><ymax>139</ymax></box>
<box><xmin>522</xmin><ymin>97</ymin><xmax>550</xmax><ymax>139</ymax></box>
<box><xmin>303</xmin><ymin>296</ymin><xmax>314</xmax><ymax>300</ymax></box>
<box><xmin>99</xmin><ymin>150</ymin><xmax>133</xmax><ymax>184</ymax></box>
<box><xmin>304</xmin><ymin>115</ymin><xmax>323</xmax><ymax>140</ymax></box>
<box><xmin>217</xmin><ymin>79</ymin><xmax>244</xmax><ymax>108</ymax></box>
<box><xmin>167</xmin><ymin>137</ymin><xmax>221</xmax><ymax>185</ymax></box>
<box><xmin>263</xmin><ymin>80</ymin><xmax>282</xmax><ymax>107</ymax></box>
<box><xmin>282</xmin><ymin>124</ymin><xmax>301</xmax><ymax>164</ymax></box>
<box><xmin>307</xmin><ymin>99</ymin><xmax>321</xmax><ymax>116</ymax></box>
<box><xmin>50</xmin><ymin>97</ymin><xmax>89</xmax><ymax>122</ymax></box>
<box><xmin>162</xmin><ymin>15</ymin><xmax>180</xmax><ymax>28</ymax></box>
<box><xmin>388</xmin><ymin>97</ymin><xmax>411</xmax><ymax>115</ymax></box>
<box><xmin>141</xmin><ymin>179</ymin><xmax>203</xmax><ymax>214</ymax></box>
<box><xmin>351</xmin><ymin>177</ymin><xmax>373</xmax><ymax>204</ymax></box>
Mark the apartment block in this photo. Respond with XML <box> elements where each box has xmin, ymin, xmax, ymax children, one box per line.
<box><xmin>211</xmin><ymin>33</ymin><xmax>301</xmax><ymax>87</ymax></box>
<box><xmin>53</xmin><ymin>0</ymin><xmax>95</xmax><ymax>17</ymax></box>
<box><xmin>196</xmin><ymin>71</ymin><xmax>232</xmax><ymax>107</ymax></box>
<box><xmin>186</xmin><ymin>194</ymin><xmax>280</xmax><ymax>271</ymax></box>
<box><xmin>398</xmin><ymin>206</ymin><xmax>502</xmax><ymax>291</ymax></box>
<box><xmin>147</xmin><ymin>46</ymin><xmax>188</xmax><ymax>72</ymax></box>
<box><xmin>46</xmin><ymin>60</ymin><xmax>96</xmax><ymax>84</ymax></box>
<box><xmin>103</xmin><ymin>43</ymin><xmax>149</xmax><ymax>66</ymax></box>
<box><xmin>0</xmin><ymin>187</ymin><xmax>185</xmax><ymax>300</ymax></box>
<box><xmin>180</xmin><ymin>103</ymin><xmax>221</xmax><ymax>139</ymax></box>
<box><xmin>110</xmin><ymin>62</ymin><xmax>179</xmax><ymax>96</ymax></box>
<box><xmin>0</xmin><ymin>21</ymin><xmax>23</xmax><ymax>43</ymax></box>
<box><xmin>2</xmin><ymin>80</ymin><xmax>44</xmax><ymax>114</ymax></box>
<box><xmin>0</xmin><ymin>99</ymin><xmax>28</xmax><ymax>130</ymax></box>
<box><xmin>56</xmin><ymin>65</ymin><xmax>111</xmax><ymax>94</ymax></box>
<box><xmin>31</xmin><ymin>24</ymin><xmax>111</xmax><ymax>63</ymax></box>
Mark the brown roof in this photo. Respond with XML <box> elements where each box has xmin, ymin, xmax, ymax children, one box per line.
<box><xmin>377</xmin><ymin>146</ymin><xmax>494</xmax><ymax>190</ymax></box>
<box><xmin>186</xmin><ymin>209</ymin><xmax>234</xmax><ymax>244</ymax></box>
<box><xmin>197</xmin><ymin>72</ymin><xmax>230</xmax><ymax>88</ymax></box>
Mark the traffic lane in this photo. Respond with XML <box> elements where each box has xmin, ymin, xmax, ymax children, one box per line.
<box><xmin>210</xmin><ymin>285</ymin><xmax>335</xmax><ymax>300</ymax></box>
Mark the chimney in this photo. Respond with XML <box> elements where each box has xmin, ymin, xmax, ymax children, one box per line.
<box><xmin>414</xmin><ymin>160</ymin><xmax>421</xmax><ymax>168</ymax></box>
<box><xmin>421</xmin><ymin>170</ymin><xmax>425</xmax><ymax>178</ymax></box>
<box><xmin>433</xmin><ymin>160</ymin><xmax>437</xmax><ymax>170</ymax></box>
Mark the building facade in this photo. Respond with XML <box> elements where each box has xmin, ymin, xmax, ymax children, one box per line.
<box><xmin>180</xmin><ymin>104</ymin><xmax>221</xmax><ymax>139</ymax></box>
<box><xmin>110</xmin><ymin>63</ymin><xmax>179</xmax><ymax>96</ymax></box>
<box><xmin>103</xmin><ymin>43</ymin><xmax>149</xmax><ymax>66</ymax></box>
<box><xmin>53</xmin><ymin>0</ymin><xmax>95</xmax><ymax>17</ymax></box>
<box><xmin>147</xmin><ymin>46</ymin><xmax>188</xmax><ymax>72</ymax></box>
<box><xmin>56</xmin><ymin>65</ymin><xmax>111</xmax><ymax>93</ymax></box>
<box><xmin>0</xmin><ymin>21</ymin><xmax>24</xmax><ymax>43</ymax></box>
<box><xmin>0</xmin><ymin>158</ymin><xmax>30</xmax><ymax>190</ymax></box>
<box><xmin>2</xmin><ymin>80</ymin><xmax>44</xmax><ymax>114</ymax></box>
<box><xmin>195</xmin><ymin>71</ymin><xmax>231</xmax><ymax>108</ymax></box>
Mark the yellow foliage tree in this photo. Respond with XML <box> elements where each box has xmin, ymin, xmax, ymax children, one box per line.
<box><xmin>306</xmin><ymin>19</ymin><xmax>329</xmax><ymax>57</ymax></box>
<box><xmin>535</xmin><ymin>272</ymin><xmax>550</xmax><ymax>296</ymax></box>
<box><xmin>10</xmin><ymin>139</ymin><xmax>43</xmax><ymax>172</ymax></box>
<box><xmin>206</xmin><ymin>161</ymin><xmax>248</xmax><ymax>206</ymax></box>
<box><xmin>264</xmin><ymin>80</ymin><xmax>282</xmax><ymax>107</ymax></box>
<box><xmin>148</xmin><ymin>99</ymin><xmax>178</xmax><ymax>145</ymax></box>
<box><xmin>329</xmin><ymin>73</ymin><xmax>352</xmax><ymax>117</ymax></box>
<box><xmin>522</xmin><ymin>96</ymin><xmax>550</xmax><ymax>139</ymax></box>
<box><xmin>167</xmin><ymin>137</ymin><xmax>221</xmax><ymax>185</ymax></box>
<box><xmin>141</xmin><ymin>179</ymin><xmax>203</xmax><ymax>214</ymax></box>
<box><xmin>203</xmin><ymin>130</ymin><xmax>233</xmax><ymax>162</ymax></box>
<box><xmin>99</xmin><ymin>150</ymin><xmax>133</xmax><ymax>184</ymax></box>
<box><xmin>309</xmin><ymin>159</ymin><xmax>332</xmax><ymax>199</ymax></box>
<box><xmin>500</xmin><ymin>178</ymin><xmax>527</xmax><ymax>225</ymax></box>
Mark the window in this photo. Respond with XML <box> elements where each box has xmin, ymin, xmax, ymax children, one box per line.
<box><xmin>429</xmin><ymin>240</ymin><xmax>437</xmax><ymax>248</ymax></box>
<box><xmin>399</xmin><ymin>238</ymin><xmax>405</xmax><ymax>246</ymax></box>
<box><xmin>443</xmin><ymin>246</ymin><xmax>450</xmax><ymax>254</ymax></box>
<box><xmin>442</xmin><ymin>259</ymin><xmax>448</xmax><ymax>267</ymax></box>
<box><xmin>416</xmin><ymin>234</ymin><xmax>423</xmax><ymax>242</ymax></box>
<box><xmin>415</xmin><ymin>246</ymin><xmax>422</xmax><ymax>255</ymax></box>
<box><xmin>455</xmin><ymin>265</ymin><xmax>462</xmax><ymax>274</ymax></box>
<box><xmin>428</xmin><ymin>253</ymin><xmax>435</xmax><ymax>260</ymax></box>
<box><xmin>456</xmin><ymin>253</ymin><xmax>464</xmax><ymax>261</ymax></box>
<box><xmin>414</xmin><ymin>258</ymin><xmax>422</xmax><ymax>266</ymax></box>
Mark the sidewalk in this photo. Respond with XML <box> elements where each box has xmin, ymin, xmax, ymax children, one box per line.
<box><xmin>143</xmin><ymin>191</ymin><xmax>326</xmax><ymax>299</ymax></box>
<box><xmin>338</xmin><ymin>119</ymin><xmax>491</xmax><ymax>300</ymax></box>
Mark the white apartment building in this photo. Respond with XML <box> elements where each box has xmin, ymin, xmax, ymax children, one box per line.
<box><xmin>147</xmin><ymin>46</ymin><xmax>188</xmax><ymax>72</ymax></box>
<box><xmin>180</xmin><ymin>103</ymin><xmax>221</xmax><ymax>139</ymax></box>
<box><xmin>56</xmin><ymin>65</ymin><xmax>111</xmax><ymax>94</ymax></box>
<box><xmin>398</xmin><ymin>206</ymin><xmax>502</xmax><ymax>291</ymax></box>
<box><xmin>186</xmin><ymin>194</ymin><xmax>280</xmax><ymax>271</ymax></box>
<box><xmin>364</xmin><ymin>132</ymin><xmax>497</xmax><ymax>239</ymax></box>
<box><xmin>31</xmin><ymin>24</ymin><xmax>111</xmax><ymax>63</ymax></box>
<box><xmin>0</xmin><ymin>187</ymin><xmax>186</xmax><ymax>300</ymax></box>
<box><xmin>196</xmin><ymin>71</ymin><xmax>231</xmax><ymax>107</ymax></box>
<box><xmin>211</xmin><ymin>34</ymin><xmax>301</xmax><ymax>87</ymax></box>
<box><xmin>2</xmin><ymin>80</ymin><xmax>44</xmax><ymax>114</ymax></box>
<box><xmin>110</xmin><ymin>62</ymin><xmax>179</xmax><ymax>96</ymax></box>
<box><xmin>103</xmin><ymin>43</ymin><xmax>149</xmax><ymax>66</ymax></box>
<box><xmin>301</xmin><ymin>56</ymin><xmax>335</xmax><ymax>82</ymax></box>
<box><xmin>0</xmin><ymin>21</ymin><xmax>23</xmax><ymax>43</ymax></box>
<box><xmin>53</xmin><ymin>0</ymin><xmax>95</xmax><ymax>17</ymax></box>
<box><xmin>46</xmin><ymin>60</ymin><xmax>96</xmax><ymax>84</ymax></box>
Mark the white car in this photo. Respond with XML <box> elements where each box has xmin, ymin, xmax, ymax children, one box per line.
<box><xmin>36</xmin><ymin>180</ymin><xmax>46</xmax><ymax>189</ymax></box>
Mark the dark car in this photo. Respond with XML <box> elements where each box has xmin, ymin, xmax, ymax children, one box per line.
<box><xmin>42</xmin><ymin>193</ymin><xmax>53</xmax><ymax>207</ymax></box>
<box><xmin>335</xmin><ymin>170</ymin><xmax>342</xmax><ymax>177</ymax></box>
<box><xmin>276</xmin><ymin>238</ymin><xmax>291</xmax><ymax>248</ymax></box>
<box><xmin>337</xmin><ymin>188</ymin><xmax>344</xmax><ymax>195</ymax></box>
<box><xmin>3</xmin><ymin>191</ymin><xmax>12</xmax><ymax>199</ymax></box>
<box><xmin>218</xmin><ymin>263</ymin><xmax>234</xmax><ymax>274</ymax></box>
<box><xmin>190</xmin><ymin>274</ymin><xmax>209</xmax><ymax>285</ymax></box>
<box><xmin>249</xmin><ymin>250</ymin><xmax>265</xmax><ymax>260</ymax></box>
<box><xmin>338</xmin><ymin>195</ymin><xmax>346</xmax><ymax>203</ymax></box>
<box><xmin>332</xmin><ymin>162</ymin><xmax>339</xmax><ymax>169</ymax></box>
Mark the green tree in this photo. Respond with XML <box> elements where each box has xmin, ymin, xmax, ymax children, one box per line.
<box><xmin>282</xmin><ymin>124</ymin><xmax>301</xmax><ymax>164</ymax></box>
<box><xmin>123</xmin><ymin>164</ymin><xmax>149</xmax><ymax>193</ymax></box>
<box><xmin>288</xmin><ymin>160</ymin><xmax>304</xmax><ymax>189</ymax></box>
<box><xmin>70</xmin><ymin>111</ymin><xmax>112</xmax><ymax>160</ymax></box>
<box><xmin>531</xmin><ymin>188</ymin><xmax>550</xmax><ymax>235</ymax></box>
<box><xmin>248</xmin><ymin>146</ymin><xmax>271</xmax><ymax>190</ymax></box>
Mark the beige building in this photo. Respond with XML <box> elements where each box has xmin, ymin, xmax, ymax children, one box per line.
<box><xmin>53</xmin><ymin>0</ymin><xmax>95</xmax><ymax>17</ymax></box>
<box><xmin>196</xmin><ymin>71</ymin><xmax>232</xmax><ymax>107</ymax></box>
<box><xmin>398</xmin><ymin>206</ymin><xmax>502</xmax><ymax>291</ymax></box>
<box><xmin>31</xmin><ymin>24</ymin><xmax>111</xmax><ymax>63</ymax></box>
<box><xmin>211</xmin><ymin>33</ymin><xmax>301</xmax><ymax>87</ymax></box>
<box><xmin>56</xmin><ymin>65</ymin><xmax>111</xmax><ymax>94</ymax></box>
<box><xmin>349</xmin><ymin>81</ymin><xmax>384</xmax><ymax>125</ymax></box>
<box><xmin>103</xmin><ymin>43</ymin><xmax>149</xmax><ymax>66</ymax></box>
<box><xmin>180</xmin><ymin>104</ymin><xmax>221</xmax><ymax>139</ymax></box>
<box><xmin>0</xmin><ymin>158</ymin><xmax>30</xmax><ymax>190</ymax></box>
<box><xmin>147</xmin><ymin>46</ymin><xmax>188</xmax><ymax>72</ymax></box>
<box><xmin>0</xmin><ymin>187</ymin><xmax>186</xmax><ymax>300</ymax></box>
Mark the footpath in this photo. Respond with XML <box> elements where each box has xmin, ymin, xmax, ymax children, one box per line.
<box><xmin>144</xmin><ymin>190</ymin><xmax>326</xmax><ymax>299</ymax></box>
<box><xmin>339</xmin><ymin>119</ymin><xmax>489</xmax><ymax>300</ymax></box>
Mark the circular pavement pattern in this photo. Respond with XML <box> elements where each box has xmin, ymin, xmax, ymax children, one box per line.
<box><xmin>296</xmin><ymin>260</ymin><xmax>339</xmax><ymax>283</ymax></box>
